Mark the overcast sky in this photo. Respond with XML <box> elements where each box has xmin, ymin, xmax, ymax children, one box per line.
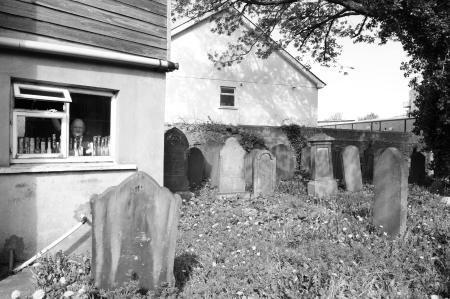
<box><xmin>310</xmin><ymin>38</ymin><xmax>411</xmax><ymax>121</ymax></box>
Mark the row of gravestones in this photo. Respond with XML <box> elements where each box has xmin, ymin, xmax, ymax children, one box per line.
<box><xmin>307</xmin><ymin>133</ymin><xmax>408</xmax><ymax>236</ymax></box>
<box><xmin>163</xmin><ymin>127</ymin><xmax>296</xmax><ymax>194</ymax></box>
<box><xmin>89</xmin><ymin>133</ymin><xmax>409</xmax><ymax>293</ymax></box>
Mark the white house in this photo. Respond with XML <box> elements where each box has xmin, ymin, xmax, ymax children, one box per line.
<box><xmin>166</xmin><ymin>12</ymin><xmax>325</xmax><ymax>126</ymax></box>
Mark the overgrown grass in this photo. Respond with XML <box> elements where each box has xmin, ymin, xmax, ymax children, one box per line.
<box><xmin>27</xmin><ymin>182</ymin><xmax>449</xmax><ymax>298</ymax></box>
<box><xmin>175</xmin><ymin>182</ymin><xmax>449</xmax><ymax>298</ymax></box>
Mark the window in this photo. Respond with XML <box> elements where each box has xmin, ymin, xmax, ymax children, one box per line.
<box><xmin>220</xmin><ymin>86</ymin><xmax>235</xmax><ymax>107</ymax></box>
<box><xmin>11</xmin><ymin>83</ymin><xmax>115</xmax><ymax>163</ymax></box>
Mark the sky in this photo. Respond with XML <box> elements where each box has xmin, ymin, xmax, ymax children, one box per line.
<box><xmin>309</xmin><ymin>38</ymin><xmax>411</xmax><ymax>121</ymax></box>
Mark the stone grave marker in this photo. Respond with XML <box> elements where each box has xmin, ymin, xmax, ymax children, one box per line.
<box><xmin>373</xmin><ymin>147</ymin><xmax>408</xmax><ymax>237</ymax></box>
<box><xmin>218</xmin><ymin>137</ymin><xmax>246</xmax><ymax>196</ymax></box>
<box><xmin>91</xmin><ymin>172</ymin><xmax>181</xmax><ymax>291</ymax></box>
<box><xmin>342</xmin><ymin>145</ymin><xmax>363</xmax><ymax>192</ymax></box>
<box><xmin>307</xmin><ymin>134</ymin><xmax>337</xmax><ymax>198</ymax></box>
<box><xmin>300</xmin><ymin>146</ymin><xmax>311</xmax><ymax>178</ymax></box>
<box><xmin>271</xmin><ymin>144</ymin><xmax>295</xmax><ymax>181</ymax></box>
<box><xmin>164</xmin><ymin>128</ymin><xmax>189</xmax><ymax>192</ymax></box>
<box><xmin>253</xmin><ymin>150</ymin><xmax>276</xmax><ymax>196</ymax></box>
<box><xmin>187</xmin><ymin>147</ymin><xmax>206</xmax><ymax>188</ymax></box>
<box><xmin>244</xmin><ymin>149</ymin><xmax>260</xmax><ymax>190</ymax></box>
<box><xmin>409</xmin><ymin>148</ymin><xmax>426</xmax><ymax>186</ymax></box>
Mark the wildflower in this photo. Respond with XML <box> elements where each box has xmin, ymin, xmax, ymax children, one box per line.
<box><xmin>63</xmin><ymin>291</ymin><xmax>75</xmax><ymax>298</ymax></box>
<box><xmin>212</xmin><ymin>262</ymin><xmax>217</xmax><ymax>267</ymax></box>
<box><xmin>419</xmin><ymin>256</ymin><xmax>424</xmax><ymax>259</ymax></box>
<box><xmin>11</xmin><ymin>290</ymin><xmax>21</xmax><ymax>299</ymax></box>
<box><xmin>32</xmin><ymin>290</ymin><xmax>45</xmax><ymax>299</ymax></box>
<box><xmin>256</xmin><ymin>252</ymin><xmax>260</xmax><ymax>256</ymax></box>
<box><xmin>236</xmin><ymin>291</ymin><xmax>244</xmax><ymax>296</ymax></box>
<box><xmin>252</xmin><ymin>246</ymin><xmax>256</xmax><ymax>250</ymax></box>
<box><xmin>199</xmin><ymin>234</ymin><xmax>203</xmax><ymax>237</ymax></box>
<box><xmin>383</xmin><ymin>232</ymin><xmax>388</xmax><ymax>236</ymax></box>
<box><xmin>343</xmin><ymin>227</ymin><xmax>347</xmax><ymax>232</ymax></box>
<box><xmin>348</xmin><ymin>234</ymin><xmax>353</xmax><ymax>238</ymax></box>
<box><xmin>59</xmin><ymin>277</ymin><xmax>67</xmax><ymax>285</ymax></box>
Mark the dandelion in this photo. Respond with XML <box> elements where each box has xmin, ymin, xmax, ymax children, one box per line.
<box><xmin>419</xmin><ymin>256</ymin><xmax>424</xmax><ymax>259</ymax></box>
<box><xmin>59</xmin><ymin>277</ymin><xmax>67</xmax><ymax>285</ymax></box>
<box><xmin>252</xmin><ymin>246</ymin><xmax>256</xmax><ymax>250</ymax></box>
<box><xmin>343</xmin><ymin>227</ymin><xmax>347</xmax><ymax>232</ymax></box>
<box><xmin>199</xmin><ymin>234</ymin><xmax>203</xmax><ymax>237</ymax></box>
<box><xmin>348</xmin><ymin>234</ymin><xmax>353</xmax><ymax>238</ymax></box>
<box><xmin>256</xmin><ymin>252</ymin><xmax>260</xmax><ymax>256</ymax></box>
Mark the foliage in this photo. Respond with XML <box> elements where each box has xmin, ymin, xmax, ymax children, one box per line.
<box><xmin>176</xmin><ymin>121</ymin><xmax>266</xmax><ymax>152</ymax></box>
<box><xmin>280</xmin><ymin>124</ymin><xmax>308</xmax><ymax>170</ymax></box>
<box><xmin>172</xmin><ymin>0</ymin><xmax>450</xmax><ymax>177</ymax></box>
<box><xmin>175</xmin><ymin>183</ymin><xmax>449</xmax><ymax>298</ymax></box>
<box><xmin>28</xmin><ymin>252</ymin><xmax>175</xmax><ymax>298</ymax></box>
<box><xmin>358</xmin><ymin>112</ymin><xmax>379</xmax><ymax>121</ymax></box>
<box><xmin>323</xmin><ymin>112</ymin><xmax>344</xmax><ymax>121</ymax></box>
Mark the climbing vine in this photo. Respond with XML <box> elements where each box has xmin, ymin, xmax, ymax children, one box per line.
<box><xmin>176</xmin><ymin>121</ymin><xmax>266</xmax><ymax>152</ymax></box>
<box><xmin>281</xmin><ymin>124</ymin><xmax>308</xmax><ymax>170</ymax></box>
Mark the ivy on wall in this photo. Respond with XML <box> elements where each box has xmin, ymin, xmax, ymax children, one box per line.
<box><xmin>280</xmin><ymin>124</ymin><xmax>309</xmax><ymax>170</ymax></box>
<box><xmin>176</xmin><ymin>121</ymin><xmax>266</xmax><ymax>152</ymax></box>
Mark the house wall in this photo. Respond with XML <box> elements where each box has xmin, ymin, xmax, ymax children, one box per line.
<box><xmin>0</xmin><ymin>0</ymin><xmax>168</xmax><ymax>59</ymax></box>
<box><xmin>166</xmin><ymin>20</ymin><xmax>319</xmax><ymax>126</ymax></box>
<box><xmin>0</xmin><ymin>50</ymin><xmax>166</xmax><ymax>261</ymax></box>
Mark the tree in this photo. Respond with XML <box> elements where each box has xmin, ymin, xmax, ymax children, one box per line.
<box><xmin>173</xmin><ymin>0</ymin><xmax>450</xmax><ymax>176</ymax></box>
<box><xmin>358</xmin><ymin>112</ymin><xmax>378</xmax><ymax>121</ymax></box>
<box><xmin>324</xmin><ymin>112</ymin><xmax>344</xmax><ymax>121</ymax></box>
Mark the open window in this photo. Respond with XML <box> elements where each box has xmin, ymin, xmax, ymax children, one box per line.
<box><xmin>11</xmin><ymin>82</ymin><xmax>115</xmax><ymax>163</ymax></box>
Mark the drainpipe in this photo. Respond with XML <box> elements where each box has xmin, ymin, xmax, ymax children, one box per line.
<box><xmin>0</xmin><ymin>36</ymin><xmax>179</xmax><ymax>72</ymax></box>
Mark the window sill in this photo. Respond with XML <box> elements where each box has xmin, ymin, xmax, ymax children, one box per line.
<box><xmin>218</xmin><ymin>106</ymin><xmax>238</xmax><ymax>110</ymax></box>
<box><xmin>0</xmin><ymin>163</ymin><xmax>137</xmax><ymax>174</ymax></box>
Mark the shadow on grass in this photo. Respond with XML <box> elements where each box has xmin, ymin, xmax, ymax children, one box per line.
<box><xmin>173</xmin><ymin>253</ymin><xmax>200</xmax><ymax>292</ymax></box>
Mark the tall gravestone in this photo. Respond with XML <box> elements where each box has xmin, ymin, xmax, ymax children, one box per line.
<box><xmin>307</xmin><ymin>134</ymin><xmax>338</xmax><ymax>198</ymax></box>
<box><xmin>164</xmin><ymin>128</ymin><xmax>189</xmax><ymax>192</ymax></box>
<box><xmin>244</xmin><ymin>149</ymin><xmax>261</xmax><ymax>190</ymax></box>
<box><xmin>187</xmin><ymin>147</ymin><xmax>206</xmax><ymax>188</ymax></box>
<box><xmin>300</xmin><ymin>146</ymin><xmax>311</xmax><ymax>178</ymax></box>
<box><xmin>271</xmin><ymin>144</ymin><xmax>295</xmax><ymax>181</ymax></box>
<box><xmin>373</xmin><ymin>147</ymin><xmax>408</xmax><ymax>237</ymax></box>
<box><xmin>253</xmin><ymin>150</ymin><xmax>276</xmax><ymax>196</ymax></box>
<box><xmin>409</xmin><ymin>148</ymin><xmax>426</xmax><ymax>186</ymax></box>
<box><xmin>91</xmin><ymin>172</ymin><xmax>181</xmax><ymax>291</ymax></box>
<box><xmin>342</xmin><ymin>145</ymin><xmax>363</xmax><ymax>192</ymax></box>
<box><xmin>218</xmin><ymin>137</ymin><xmax>246</xmax><ymax>196</ymax></box>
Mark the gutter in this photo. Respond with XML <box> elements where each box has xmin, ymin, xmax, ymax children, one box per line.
<box><xmin>0</xmin><ymin>36</ymin><xmax>179</xmax><ymax>72</ymax></box>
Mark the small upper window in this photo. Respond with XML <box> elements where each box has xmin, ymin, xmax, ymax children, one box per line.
<box><xmin>11</xmin><ymin>82</ymin><xmax>114</xmax><ymax>163</ymax></box>
<box><xmin>220</xmin><ymin>86</ymin><xmax>235</xmax><ymax>107</ymax></box>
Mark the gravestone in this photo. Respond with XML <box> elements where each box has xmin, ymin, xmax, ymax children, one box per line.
<box><xmin>271</xmin><ymin>144</ymin><xmax>295</xmax><ymax>181</ymax></box>
<box><xmin>218</xmin><ymin>137</ymin><xmax>246</xmax><ymax>196</ymax></box>
<box><xmin>300</xmin><ymin>146</ymin><xmax>311</xmax><ymax>178</ymax></box>
<box><xmin>164</xmin><ymin>128</ymin><xmax>189</xmax><ymax>192</ymax></box>
<box><xmin>363</xmin><ymin>144</ymin><xmax>375</xmax><ymax>183</ymax></box>
<box><xmin>253</xmin><ymin>150</ymin><xmax>276</xmax><ymax>196</ymax></box>
<box><xmin>342</xmin><ymin>145</ymin><xmax>363</xmax><ymax>192</ymax></box>
<box><xmin>198</xmin><ymin>141</ymin><xmax>221</xmax><ymax>187</ymax></box>
<box><xmin>91</xmin><ymin>172</ymin><xmax>181</xmax><ymax>291</ymax></box>
<box><xmin>373</xmin><ymin>147</ymin><xmax>408</xmax><ymax>237</ymax></box>
<box><xmin>244</xmin><ymin>149</ymin><xmax>260</xmax><ymax>190</ymax></box>
<box><xmin>409</xmin><ymin>148</ymin><xmax>426</xmax><ymax>186</ymax></box>
<box><xmin>307</xmin><ymin>134</ymin><xmax>338</xmax><ymax>198</ymax></box>
<box><xmin>187</xmin><ymin>147</ymin><xmax>206</xmax><ymax>188</ymax></box>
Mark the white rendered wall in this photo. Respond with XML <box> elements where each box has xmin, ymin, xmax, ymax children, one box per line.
<box><xmin>167</xmin><ymin>20</ymin><xmax>319</xmax><ymax>126</ymax></box>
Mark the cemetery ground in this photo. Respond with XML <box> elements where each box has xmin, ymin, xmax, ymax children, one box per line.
<box><xmin>6</xmin><ymin>180</ymin><xmax>449</xmax><ymax>298</ymax></box>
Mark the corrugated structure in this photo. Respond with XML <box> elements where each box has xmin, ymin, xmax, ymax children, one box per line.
<box><xmin>0</xmin><ymin>0</ymin><xmax>168</xmax><ymax>59</ymax></box>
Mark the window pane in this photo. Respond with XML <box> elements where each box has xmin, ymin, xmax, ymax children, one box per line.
<box><xmin>15</xmin><ymin>98</ymin><xmax>65</xmax><ymax>111</ymax></box>
<box><xmin>220</xmin><ymin>94</ymin><xmax>235</xmax><ymax>107</ymax></box>
<box><xmin>19</xmin><ymin>88</ymin><xmax>65</xmax><ymax>98</ymax></box>
<box><xmin>221</xmin><ymin>87</ymin><xmax>235</xmax><ymax>94</ymax></box>
<box><xmin>69</xmin><ymin>93</ymin><xmax>111</xmax><ymax>156</ymax></box>
<box><xmin>16</xmin><ymin>116</ymin><xmax>62</xmax><ymax>154</ymax></box>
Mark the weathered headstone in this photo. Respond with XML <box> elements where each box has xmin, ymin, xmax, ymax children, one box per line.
<box><xmin>187</xmin><ymin>147</ymin><xmax>206</xmax><ymax>188</ymax></box>
<box><xmin>244</xmin><ymin>149</ymin><xmax>260</xmax><ymax>190</ymax></box>
<box><xmin>342</xmin><ymin>145</ymin><xmax>363</xmax><ymax>192</ymax></box>
<box><xmin>164</xmin><ymin>128</ymin><xmax>189</xmax><ymax>192</ymax></box>
<box><xmin>91</xmin><ymin>172</ymin><xmax>181</xmax><ymax>291</ymax></box>
<box><xmin>271</xmin><ymin>144</ymin><xmax>295</xmax><ymax>181</ymax></box>
<box><xmin>253</xmin><ymin>150</ymin><xmax>276</xmax><ymax>196</ymax></box>
<box><xmin>409</xmin><ymin>148</ymin><xmax>426</xmax><ymax>186</ymax></box>
<box><xmin>198</xmin><ymin>141</ymin><xmax>221</xmax><ymax>187</ymax></box>
<box><xmin>300</xmin><ymin>146</ymin><xmax>311</xmax><ymax>178</ymax></box>
<box><xmin>373</xmin><ymin>147</ymin><xmax>408</xmax><ymax>237</ymax></box>
<box><xmin>218</xmin><ymin>137</ymin><xmax>246</xmax><ymax>196</ymax></box>
<box><xmin>307</xmin><ymin>134</ymin><xmax>338</xmax><ymax>198</ymax></box>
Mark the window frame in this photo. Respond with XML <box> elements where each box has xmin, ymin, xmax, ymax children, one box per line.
<box><xmin>219</xmin><ymin>86</ymin><xmax>237</xmax><ymax>108</ymax></box>
<box><xmin>10</xmin><ymin>82</ymin><xmax>116</xmax><ymax>164</ymax></box>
